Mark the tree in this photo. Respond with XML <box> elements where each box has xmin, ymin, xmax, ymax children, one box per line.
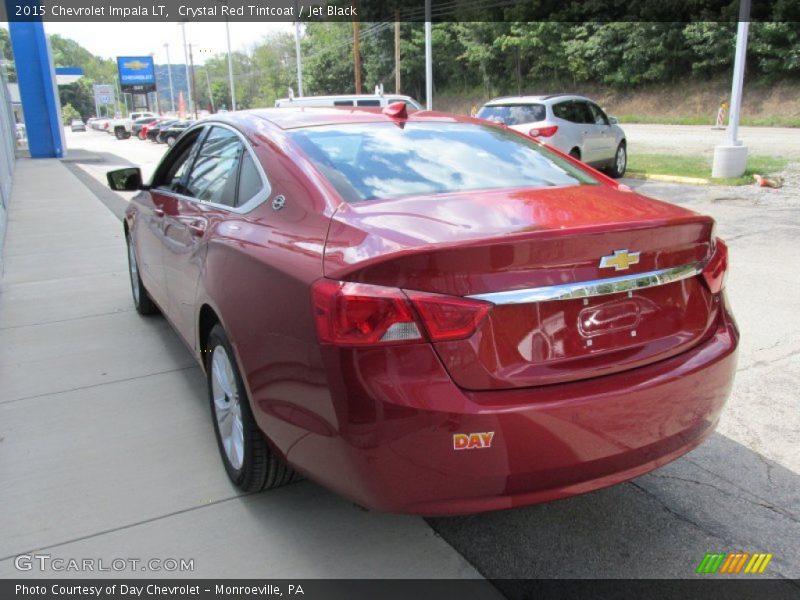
<box><xmin>62</xmin><ymin>102</ymin><xmax>80</xmax><ymax>123</ymax></box>
<box><xmin>0</xmin><ymin>27</ymin><xmax>17</xmax><ymax>82</ymax></box>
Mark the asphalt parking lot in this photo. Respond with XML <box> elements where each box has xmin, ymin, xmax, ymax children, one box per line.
<box><xmin>0</xmin><ymin>126</ymin><xmax>797</xmax><ymax>585</ymax></box>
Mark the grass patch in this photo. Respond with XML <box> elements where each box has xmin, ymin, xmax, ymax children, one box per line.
<box><xmin>618</xmin><ymin>114</ymin><xmax>800</xmax><ymax>127</ymax></box>
<box><xmin>626</xmin><ymin>153</ymin><xmax>789</xmax><ymax>185</ymax></box>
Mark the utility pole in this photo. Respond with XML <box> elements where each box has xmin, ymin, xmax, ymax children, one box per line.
<box><xmin>424</xmin><ymin>0</ymin><xmax>432</xmax><ymax>110</ymax></box>
<box><xmin>224</xmin><ymin>17</ymin><xmax>236</xmax><ymax>111</ymax></box>
<box><xmin>164</xmin><ymin>43</ymin><xmax>175</xmax><ymax>113</ymax></box>
<box><xmin>394</xmin><ymin>13</ymin><xmax>401</xmax><ymax>94</ymax></box>
<box><xmin>353</xmin><ymin>20</ymin><xmax>362</xmax><ymax>94</ymax></box>
<box><xmin>180</xmin><ymin>22</ymin><xmax>193</xmax><ymax>116</ymax></box>
<box><xmin>205</xmin><ymin>68</ymin><xmax>215</xmax><ymax>113</ymax></box>
<box><xmin>188</xmin><ymin>44</ymin><xmax>199</xmax><ymax>120</ymax></box>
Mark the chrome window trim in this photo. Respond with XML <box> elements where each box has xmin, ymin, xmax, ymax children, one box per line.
<box><xmin>467</xmin><ymin>262</ymin><xmax>704</xmax><ymax>305</ymax></box>
<box><xmin>152</xmin><ymin>122</ymin><xmax>272</xmax><ymax>215</ymax></box>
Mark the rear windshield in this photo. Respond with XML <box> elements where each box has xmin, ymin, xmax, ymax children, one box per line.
<box><xmin>477</xmin><ymin>104</ymin><xmax>546</xmax><ymax>126</ymax></box>
<box><xmin>289</xmin><ymin>122</ymin><xmax>597</xmax><ymax>203</ymax></box>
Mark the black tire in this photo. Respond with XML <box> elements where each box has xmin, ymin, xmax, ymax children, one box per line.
<box><xmin>126</xmin><ymin>235</ymin><xmax>158</xmax><ymax>315</ymax></box>
<box><xmin>206</xmin><ymin>324</ymin><xmax>297</xmax><ymax>492</ymax></box>
<box><xmin>165</xmin><ymin>135</ymin><xmax>177</xmax><ymax>147</ymax></box>
<box><xmin>569</xmin><ymin>148</ymin><xmax>581</xmax><ymax>160</ymax></box>
<box><xmin>610</xmin><ymin>141</ymin><xmax>627</xmax><ymax>178</ymax></box>
<box><xmin>115</xmin><ymin>128</ymin><xmax>130</xmax><ymax>140</ymax></box>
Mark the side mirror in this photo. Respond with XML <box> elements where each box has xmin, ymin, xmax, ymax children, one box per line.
<box><xmin>608</xmin><ymin>116</ymin><xmax>619</xmax><ymax>125</ymax></box>
<box><xmin>107</xmin><ymin>167</ymin><xmax>146</xmax><ymax>191</ymax></box>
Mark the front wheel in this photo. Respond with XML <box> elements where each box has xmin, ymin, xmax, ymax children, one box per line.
<box><xmin>165</xmin><ymin>135</ymin><xmax>177</xmax><ymax>147</ymax></box>
<box><xmin>206</xmin><ymin>325</ymin><xmax>297</xmax><ymax>492</ymax></box>
<box><xmin>610</xmin><ymin>142</ymin><xmax>627</xmax><ymax>178</ymax></box>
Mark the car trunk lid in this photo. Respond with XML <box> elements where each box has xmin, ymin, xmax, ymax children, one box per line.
<box><xmin>323</xmin><ymin>184</ymin><xmax>719</xmax><ymax>389</ymax></box>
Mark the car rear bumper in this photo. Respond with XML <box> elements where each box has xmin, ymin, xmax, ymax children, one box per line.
<box><xmin>279</xmin><ymin>303</ymin><xmax>738</xmax><ymax>515</ymax></box>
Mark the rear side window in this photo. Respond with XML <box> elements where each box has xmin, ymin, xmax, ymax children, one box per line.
<box><xmin>185</xmin><ymin>127</ymin><xmax>244</xmax><ymax>206</ymax></box>
<box><xmin>290</xmin><ymin>122</ymin><xmax>598</xmax><ymax>203</ymax></box>
<box><xmin>356</xmin><ymin>99</ymin><xmax>381</xmax><ymax>107</ymax></box>
<box><xmin>477</xmin><ymin>104</ymin><xmax>546</xmax><ymax>126</ymax></box>
<box><xmin>333</xmin><ymin>100</ymin><xmax>354</xmax><ymax>106</ymax></box>
<box><xmin>236</xmin><ymin>153</ymin><xmax>264</xmax><ymax>207</ymax></box>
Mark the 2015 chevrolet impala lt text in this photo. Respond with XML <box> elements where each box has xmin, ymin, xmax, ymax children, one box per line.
<box><xmin>107</xmin><ymin>105</ymin><xmax>738</xmax><ymax>515</ymax></box>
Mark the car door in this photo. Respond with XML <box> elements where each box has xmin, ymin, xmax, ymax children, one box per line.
<box><xmin>550</xmin><ymin>100</ymin><xmax>586</xmax><ymax>157</ymax></box>
<box><xmin>586</xmin><ymin>102</ymin><xmax>617</xmax><ymax>164</ymax></box>
<box><xmin>571</xmin><ymin>100</ymin><xmax>605</xmax><ymax>164</ymax></box>
<box><xmin>161</xmin><ymin>125</ymin><xmax>264</xmax><ymax>347</ymax></box>
<box><xmin>134</xmin><ymin>129</ymin><xmax>203</xmax><ymax>310</ymax></box>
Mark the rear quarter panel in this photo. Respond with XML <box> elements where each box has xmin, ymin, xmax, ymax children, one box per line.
<box><xmin>195</xmin><ymin>126</ymin><xmax>341</xmax><ymax>459</ymax></box>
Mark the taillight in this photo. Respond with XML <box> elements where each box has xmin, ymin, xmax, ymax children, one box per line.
<box><xmin>702</xmin><ymin>237</ymin><xmax>728</xmax><ymax>294</ymax></box>
<box><xmin>529</xmin><ymin>125</ymin><xmax>558</xmax><ymax>138</ymax></box>
<box><xmin>311</xmin><ymin>280</ymin><xmax>491</xmax><ymax>346</ymax></box>
<box><xmin>405</xmin><ymin>291</ymin><xmax>492</xmax><ymax>342</ymax></box>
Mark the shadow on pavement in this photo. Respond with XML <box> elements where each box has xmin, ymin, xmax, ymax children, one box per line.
<box><xmin>61</xmin><ymin>150</ymin><xmax>142</xmax><ymax>220</ymax></box>
<box><xmin>427</xmin><ymin>433</ymin><xmax>800</xmax><ymax>586</ymax></box>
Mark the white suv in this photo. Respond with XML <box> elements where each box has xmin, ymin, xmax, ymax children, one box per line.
<box><xmin>275</xmin><ymin>94</ymin><xmax>422</xmax><ymax>110</ymax></box>
<box><xmin>477</xmin><ymin>94</ymin><xmax>627</xmax><ymax>178</ymax></box>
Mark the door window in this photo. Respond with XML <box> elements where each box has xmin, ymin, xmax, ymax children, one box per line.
<box><xmin>553</xmin><ymin>101</ymin><xmax>594</xmax><ymax>124</ymax></box>
<box><xmin>152</xmin><ymin>128</ymin><xmax>204</xmax><ymax>195</ymax></box>
<box><xmin>185</xmin><ymin>127</ymin><xmax>244</xmax><ymax>206</ymax></box>
<box><xmin>356</xmin><ymin>99</ymin><xmax>381</xmax><ymax>107</ymax></box>
<box><xmin>572</xmin><ymin>102</ymin><xmax>596</xmax><ymax>124</ymax></box>
<box><xmin>587</xmin><ymin>103</ymin><xmax>610</xmax><ymax>125</ymax></box>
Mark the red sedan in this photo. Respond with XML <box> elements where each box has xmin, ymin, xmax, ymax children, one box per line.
<box><xmin>107</xmin><ymin>105</ymin><xmax>738</xmax><ymax>515</ymax></box>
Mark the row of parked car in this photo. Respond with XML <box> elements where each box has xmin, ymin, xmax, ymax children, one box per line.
<box><xmin>84</xmin><ymin>113</ymin><xmax>195</xmax><ymax>146</ymax></box>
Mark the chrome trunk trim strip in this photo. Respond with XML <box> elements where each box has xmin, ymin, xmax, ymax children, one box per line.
<box><xmin>468</xmin><ymin>262</ymin><xmax>704</xmax><ymax>304</ymax></box>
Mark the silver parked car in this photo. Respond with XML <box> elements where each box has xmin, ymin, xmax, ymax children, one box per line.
<box><xmin>477</xmin><ymin>94</ymin><xmax>627</xmax><ymax>177</ymax></box>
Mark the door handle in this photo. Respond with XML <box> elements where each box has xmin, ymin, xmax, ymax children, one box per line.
<box><xmin>188</xmin><ymin>223</ymin><xmax>206</xmax><ymax>238</ymax></box>
<box><xmin>153</xmin><ymin>207</ymin><xmax>165</xmax><ymax>217</ymax></box>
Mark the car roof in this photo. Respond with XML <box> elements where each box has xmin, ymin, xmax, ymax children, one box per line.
<box><xmin>213</xmin><ymin>107</ymin><xmax>464</xmax><ymax>131</ymax></box>
<box><xmin>483</xmin><ymin>94</ymin><xmax>588</xmax><ymax>105</ymax></box>
<box><xmin>278</xmin><ymin>94</ymin><xmax>418</xmax><ymax>102</ymax></box>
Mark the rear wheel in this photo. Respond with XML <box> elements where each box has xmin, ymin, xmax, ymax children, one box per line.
<box><xmin>115</xmin><ymin>127</ymin><xmax>130</xmax><ymax>140</ymax></box>
<box><xmin>165</xmin><ymin>135</ymin><xmax>177</xmax><ymax>147</ymax></box>
<box><xmin>610</xmin><ymin>142</ymin><xmax>627</xmax><ymax>178</ymax></box>
<box><xmin>206</xmin><ymin>325</ymin><xmax>297</xmax><ymax>492</ymax></box>
<box><xmin>126</xmin><ymin>235</ymin><xmax>158</xmax><ymax>315</ymax></box>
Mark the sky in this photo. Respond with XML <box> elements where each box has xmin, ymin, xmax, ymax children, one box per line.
<box><xmin>5</xmin><ymin>21</ymin><xmax>294</xmax><ymax>64</ymax></box>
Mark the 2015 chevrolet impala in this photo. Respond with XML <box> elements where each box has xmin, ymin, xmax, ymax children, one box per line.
<box><xmin>108</xmin><ymin>105</ymin><xmax>738</xmax><ymax>515</ymax></box>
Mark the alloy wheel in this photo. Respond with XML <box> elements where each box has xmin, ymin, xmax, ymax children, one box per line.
<box><xmin>211</xmin><ymin>345</ymin><xmax>245</xmax><ymax>470</ymax></box>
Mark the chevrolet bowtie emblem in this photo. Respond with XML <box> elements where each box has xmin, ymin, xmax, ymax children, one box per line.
<box><xmin>123</xmin><ymin>60</ymin><xmax>149</xmax><ymax>70</ymax></box>
<box><xmin>599</xmin><ymin>249</ymin><xmax>640</xmax><ymax>271</ymax></box>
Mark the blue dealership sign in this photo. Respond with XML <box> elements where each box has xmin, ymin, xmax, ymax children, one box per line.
<box><xmin>117</xmin><ymin>56</ymin><xmax>156</xmax><ymax>92</ymax></box>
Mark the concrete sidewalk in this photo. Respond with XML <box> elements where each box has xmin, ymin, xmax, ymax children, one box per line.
<box><xmin>0</xmin><ymin>159</ymin><xmax>481</xmax><ymax>580</ymax></box>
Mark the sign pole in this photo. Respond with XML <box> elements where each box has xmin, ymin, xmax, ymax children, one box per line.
<box><xmin>424</xmin><ymin>0</ymin><xmax>432</xmax><ymax>110</ymax></box>
<box><xmin>711</xmin><ymin>0</ymin><xmax>751</xmax><ymax>178</ymax></box>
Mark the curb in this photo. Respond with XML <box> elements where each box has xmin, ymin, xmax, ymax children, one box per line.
<box><xmin>625</xmin><ymin>172</ymin><xmax>713</xmax><ymax>185</ymax></box>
